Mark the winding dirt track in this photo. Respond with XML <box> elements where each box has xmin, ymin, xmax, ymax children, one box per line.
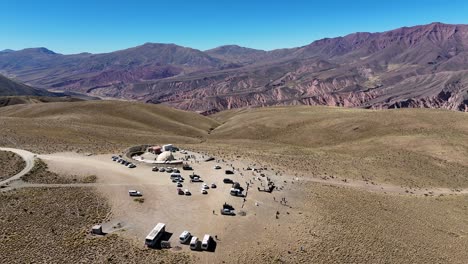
<box><xmin>1</xmin><ymin>147</ymin><xmax>468</xmax><ymax>196</ymax></box>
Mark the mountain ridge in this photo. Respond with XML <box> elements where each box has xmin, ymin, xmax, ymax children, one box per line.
<box><xmin>1</xmin><ymin>22</ymin><xmax>468</xmax><ymax>112</ymax></box>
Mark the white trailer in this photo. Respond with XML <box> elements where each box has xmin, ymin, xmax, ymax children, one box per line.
<box><xmin>201</xmin><ymin>234</ymin><xmax>211</xmax><ymax>250</ymax></box>
<box><xmin>145</xmin><ymin>223</ymin><xmax>165</xmax><ymax>247</ymax></box>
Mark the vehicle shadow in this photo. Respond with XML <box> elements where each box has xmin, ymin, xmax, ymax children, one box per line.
<box><xmin>148</xmin><ymin>232</ymin><xmax>173</xmax><ymax>249</ymax></box>
<box><xmin>207</xmin><ymin>238</ymin><xmax>217</xmax><ymax>252</ymax></box>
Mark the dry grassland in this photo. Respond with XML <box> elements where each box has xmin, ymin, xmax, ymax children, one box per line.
<box><xmin>0</xmin><ymin>100</ymin><xmax>219</xmax><ymax>154</ymax></box>
<box><xmin>201</xmin><ymin>106</ymin><xmax>468</xmax><ymax>188</ymax></box>
<box><xmin>0</xmin><ymin>150</ymin><xmax>25</xmax><ymax>181</ymax></box>
<box><xmin>0</xmin><ymin>169</ymin><xmax>192</xmax><ymax>263</ymax></box>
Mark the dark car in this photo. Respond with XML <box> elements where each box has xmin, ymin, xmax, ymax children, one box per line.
<box><xmin>223</xmin><ymin>178</ymin><xmax>233</xmax><ymax>184</ymax></box>
<box><xmin>189</xmin><ymin>174</ymin><xmax>200</xmax><ymax>179</ymax></box>
<box><xmin>182</xmin><ymin>165</ymin><xmax>193</xmax><ymax>170</ymax></box>
<box><xmin>225</xmin><ymin>170</ymin><xmax>234</xmax><ymax>175</ymax></box>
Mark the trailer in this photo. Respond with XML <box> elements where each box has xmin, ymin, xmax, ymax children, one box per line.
<box><xmin>145</xmin><ymin>223</ymin><xmax>166</xmax><ymax>247</ymax></box>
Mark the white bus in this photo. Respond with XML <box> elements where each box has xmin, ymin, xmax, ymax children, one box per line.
<box><xmin>145</xmin><ymin>223</ymin><xmax>165</xmax><ymax>247</ymax></box>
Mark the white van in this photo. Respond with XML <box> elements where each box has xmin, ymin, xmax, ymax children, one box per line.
<box><xmin>190</xmin><ymin>236</ymin><xmax>199</xmax><ymax>250</ymax></box>
<box><xmin>170</xmin><ymin>173</ymin><xmax>181</xmax><ymax>179</ymax></box>
<box><xmin>179</xmin><ymin>231</ymin><xmax>191</xmax><ymax>244</ymax></box>
<box><xmin>201</xmin><ymin>234</ymin><xmax>211</xmax><ymax>250</ymax></box>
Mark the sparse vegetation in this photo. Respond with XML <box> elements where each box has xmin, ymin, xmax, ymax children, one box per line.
<box><xmin>0</xmin><ymin>187</ymin><xmax>191</xmax><ymax>263</ymax></box>
<box><xmin>2</xmin><ymin>101</ymin><xmax>468</xmax><ymax>263</ymax></box>
<box><xmin>196</xmin><ymin>106</ymin><xmax>468</xmax><ymax>188</ymax></box>
<box><xmin>23</xmin><ymin>159</ymin><xmax>97</xmax><ymax>184</ymax></box>
<box><xmin>0</xmin><ymin>100</ymin><xmax>219</xmax><ymax>154</ymax></box>
<box><xmin>0</xmin><ymin>150</ymin><xmax>25</xmax><ymax>181</ymax></box>
<box><xmin>133</xmin><ymin>197</ymin><xmax>145</xmax><ymax>203</ymax></box>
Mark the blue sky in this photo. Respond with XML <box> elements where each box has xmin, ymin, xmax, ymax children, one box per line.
<box><xmin>1</xmin><ymin>0</ymin><xmax>468</xmax><ymax>54</ymax></box>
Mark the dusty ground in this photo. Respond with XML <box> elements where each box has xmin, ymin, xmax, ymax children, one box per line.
<box><xmin>22</xmin><ymin>159</ymin><xmax>97</xmax><ymax>184</ymax></box>
<box><xmin>2</xmin><ymin>148</ymin><xmax>464</xmax><ymax>263</ymax></box>
<box><xmin>0</xmin><ymin>150</ymin><xmax>25</xmax><ymax>181</ymax></box>
<box><xmin>1</xmin><ymin>102</ymin><xmax>468</xmax><ymax>263</ymax></box>
<box><xmin>27</xmin><ymin>150</ymin><xmax>295</xmax><ymax>263</ymax></box>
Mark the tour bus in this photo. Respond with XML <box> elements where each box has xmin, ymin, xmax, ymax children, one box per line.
<box><xmin>145</xmin><ymin>223</ymin><xmax>165</xmax><ymax>247</ymax></box>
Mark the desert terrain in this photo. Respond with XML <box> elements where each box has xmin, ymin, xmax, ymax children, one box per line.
<box><xmin>0</xmin><ymin>150</ymin><xmax>25</xmax><ymax>181</ymax></box>
<box><xmin>1</xmin><ymin>101</ymin><xmax>468</xmax><ymax>263</ymax></box>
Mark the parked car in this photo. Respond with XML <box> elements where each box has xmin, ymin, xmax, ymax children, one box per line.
<box><xmin>211</xmin><ymin>183</ymin><xmax>217</xmax><ymax>188</ymax></box>
<box><xmin>173</xmin><ymin>168</ymin><xmax>180</xmax><ymax>173</ymax></box>
<box><xmin>177</xmin><ymin>188</ymin><xmax>185</xmax><ymax>195</ymax></box>
<box><xmin>220</xmin><ymin>208</ymin><xmax>235</xmax><ymax>215</ymax></box>
<box><xmin>191</xmin><ymin>176</ymin><xmax>202</xmax><ymax>182</ymax></box>
<box><xmin>128</xmin><ymin>190</ymin><xmax>142</xmax><ymax>197</ymax></box>
<box><xmin>214</xmin><ymin>165</ymin><xmax>221</xmax><ymax>170</ymax></box>
<box><xmin>202</xmin><ymin>183</ymin><xmax>209</xmax><ymax>189</ymax></box>
<box><xmin>190</xmin><ymin>237</ymin><xmax>199</xmax><ymax>250</ymax></box>
<box><xmin>170</xmin><ymin>173</ymin><xmax>181</xmax><ymax>178</ymax></box>
<box><xmin>159</xmin><ymin>167</ymin><xmax>166</xmax><ymax>172</ymax></box>
<box><xmin>176</xmin><ymin>182</ymin><xmax>183</xmax><ymax>188</ymax></box>
<box><xmin>127</xmin><ymin>163</ymin><xmax>136</xmax><ymax>168</ymax></box>
<box><xmin>230</xmin><ymin>188</ymin><xmax>241</xmax><ymax>196</ymax></box>
<box><xmin>182</xmin><ymin>165</ymin><xmax>193</xmax><ymax>170</ymax></box>
<box><xmin>179</xmin><ymin>231</ymin><xmax>191</xmax><ymax>244</ymax></box>
<box><xmin>189</xmin><ymin>173</ymin><xmax>199</xmax><ymax>179</ymax></box>
<box><xmin>166</xmin><ymin>167</ymin><xmax>173</xmax><ymax>173</ymax></box>
<box><xmin>201</xmin><ymin>235</ymin><xmax>211</xmax><ymax>250</ymax></box>
<box><xmin>223</xmin><ymin>178</ymin><xmax>233</xmax><ymax>184</ymax></box>
<box><xmin>184</xmin><ymin>189</ymin><xmax>191</xmax><ymax>196</ymax></box>
<box><xmin>201</xmin><ymin>189</ymin><xmax>208</xmax><ymax>194</ymax></box>
<box><xmin>225</xmin><ymin>170</ymin><xmax>234</xmax><ymax>175</ymax></box>
<box><xmin>152</xmin><ymin>166</ymin><xmax>159</xmax><ymax>172</ymax></box>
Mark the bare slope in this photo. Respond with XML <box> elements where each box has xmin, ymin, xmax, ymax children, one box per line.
<box><xmin>202</xmin><ymin>106</ymin><xmax>468</xmax><ymax>188</ymax></box>
<box><xmin>0</xmin><ymin>74</ymin><xmax>56</xmax><ymax>97</ymax></box>
<box><xmin>0</xmin><ymin>100</ymin><xmax>219</xmax><ymax>153</ymax></box>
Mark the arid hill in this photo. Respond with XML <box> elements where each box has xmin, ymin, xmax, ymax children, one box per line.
<box><xmin>0</xmin><ymin>74</ymin><xmax>56</xmax><ymax>97</ymax></box>
<box><xmin>0</xmin><ymin>100</ymin><xmax>219</xmax><ymax>153</ymax></box>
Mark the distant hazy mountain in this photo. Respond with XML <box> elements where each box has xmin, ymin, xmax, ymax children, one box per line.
<box><xmin>1</xmin><ymin>22</ymin><xmax>468</xmax><ymax>112</ymax></box>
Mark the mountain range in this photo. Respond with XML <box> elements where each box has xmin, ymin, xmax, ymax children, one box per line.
<box><xmin>1</xmin><ymin>22</ymin><xmax>468</xmax><ymax>113</ymax></box>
